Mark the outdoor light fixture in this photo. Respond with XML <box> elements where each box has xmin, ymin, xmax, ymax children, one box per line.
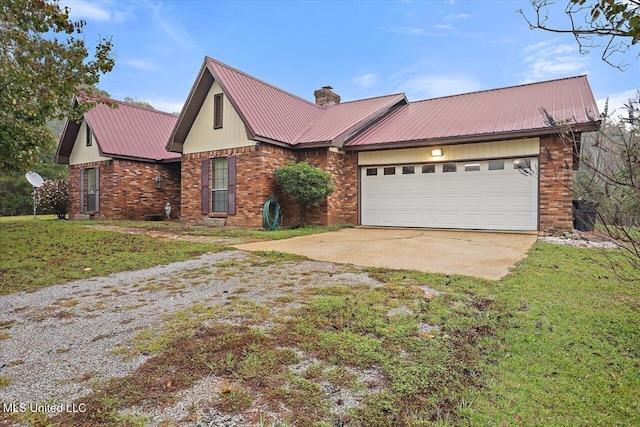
<box><xmin>431</xmin><ymin>148</ymin><xmax>443</xmax><ymax>157</ymax></box>
<box><xmin>155</xmin><ymin>174</ymin><xmax>163</xmax><ymax>189</ymax></box>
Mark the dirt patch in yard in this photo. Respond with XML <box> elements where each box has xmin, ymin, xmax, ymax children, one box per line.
<box><xmin>1</xmin><ymin>249</ymin><xmax>497</xmax><ymax>426</ymax></box>
<box><xmin>86</xmin><ymin>224</ymin><xmax>242</xmax><ymax>245</ymax></box>
<box><xmin>0</xmin><ymin>251</ymin><xmax>388</xmax><ymax>426</ymax></box>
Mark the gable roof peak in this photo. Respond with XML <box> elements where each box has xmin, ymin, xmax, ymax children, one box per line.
<box><xmin>205</xmin><ymin>56</ymin><xmax>320</xmax><ymax>109</ymax></box>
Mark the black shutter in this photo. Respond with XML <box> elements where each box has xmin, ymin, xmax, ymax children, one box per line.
<box><xmin>201</xmin><ymin>158</ymin><xmax>210</xmax><ymax>215</ymax></box>
<box><xmin>94</xmin><ymin>167</ymin><xmax>100</xmax><ymax>212</ymax></box>
<box><xmin>79</xmin><ymin>169</ymin><xmax>85</xmax><ymax>212</ymax></box>
<box><xmin>227</xmin><ymin>156</ymin><xmax>236</xmax><ymax>215</ymax></box>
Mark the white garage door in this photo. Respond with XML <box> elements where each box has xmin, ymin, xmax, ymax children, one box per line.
<box><xmin>360</xmin><ymin>158</ymin><xmax>538</xmax><ymax>231</ymax></box>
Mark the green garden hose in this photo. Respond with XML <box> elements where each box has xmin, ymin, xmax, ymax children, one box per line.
<box><xmin>262</xmin><ymin>198</ymin><xmax>281</xmax><ymax>230</ymax></box>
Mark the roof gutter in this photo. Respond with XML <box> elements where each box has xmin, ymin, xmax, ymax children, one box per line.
<box><xmin>344</xmin><ymin>122</ymin><xmax>601</xmax><ymax>152</ymax></box>
<box><xmin>253</xmin><ymin>136</ymin><xmax>295</xmax><ymax>149</ymax></box>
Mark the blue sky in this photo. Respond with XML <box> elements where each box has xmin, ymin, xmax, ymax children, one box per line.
<box><xmin>61</xmin><ymin>0</ymin><xmax>639</xmax><ymax>117</ymax></box>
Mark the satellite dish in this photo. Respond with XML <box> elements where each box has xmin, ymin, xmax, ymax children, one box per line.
<box><xmin>25</xmin><ymin>171</ymin><xmax>44</xmax><ymax>188</ymax></box>
<box><xmin>25</xmin><ymin>172</ymin><xmax>45</xmax><ymax>219</ymax></box>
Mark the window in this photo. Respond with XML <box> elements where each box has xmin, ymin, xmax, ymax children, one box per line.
<box><xmin>402</xmin><ymin>166</ymin><xmax>415</xmax><ymax>174</ymax></box>
<box><xmin>213</xmin><ymin>93</ymin><xmax>223</xmax><ymax>129</ymax></box>
<box><xmin>464</xmin><ymin>164</ymin><xmax>480</xmax><ymax>172</ymax></box>
<box><xmin>513</xmin><ymin>159</ymin><xmax>531</xmax><ymax>170</ymax></box>
<box><xmin>82</xmin><ymin>167</ymin><xmax>98</xmax><ymax>212</ymax></box>
<box><xmin>383</xmin><ymin>167</ymin><xmax>396</xmax><ymax>175</ymax></box>
<box><xmin>365</xmin><ymin>168</ymin><xmax>377</xmax><ymax>176</ymax></box>
<box><xmin>443</xmin><ymin>163</ymin><xmax>457</xmax><ymax>173</ymax></box>
<box><xmin>86</xmin><ymin>123</ymin><xmax>92</xmax><ymax>146</ymax></box>
<box><xmin>422</xmin><ymin>164</ymin><xmax>436</xmax><ymax>174</ymax></box>
<box><xmin>211</xmin><ymin>158</ymin><xmax>228</xmax><ymax>212</ymax></box>
<box><xmin>488</xmin><ymin>160</ymin><xmax>504</xmax><ymax>171</ymax></box>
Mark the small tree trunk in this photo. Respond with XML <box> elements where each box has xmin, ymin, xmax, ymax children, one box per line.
<box><xmin>298</xmin><ymin>204</ymin><xmax>307</xmax><ymax>227</ymax></box>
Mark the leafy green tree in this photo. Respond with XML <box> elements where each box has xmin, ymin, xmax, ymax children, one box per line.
<box><xmin>0</xmin><ymin>136</ymin><xmax>68</xmax><ymax>217</ymax></box>
<box><xmin>124</xmin><ymin>97</ymin><xmax>155</xmax><ymax>110</ymax></box>
<box><xmin>274</xmin><ymin>162</ymin><xmax>335</xmax><ymax>226</ymax></box>
<box><xmin>0</xmin><ymin>0</ymin><xmax>115</xmax><ymax>173</ymax></box>
<box><xmin>521</xmin><ymin>0</ymin><xmax>640</xmax><ymax>68</ymax></box>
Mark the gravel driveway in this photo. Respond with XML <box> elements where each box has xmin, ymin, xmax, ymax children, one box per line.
<box><xmin>0</xmin><ymin>250</ymin><xmax>381</xmax><ymax>426</ymax></box>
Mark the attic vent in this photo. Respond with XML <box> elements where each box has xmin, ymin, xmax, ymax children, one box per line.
<box><xmin>214</xmin><ymin>93</ymin><xmax>223</xmax><ymax>129</ymax></box>
<box><xmin>86</xmin><ymin>123</ymin><xmax>92</xmax><ymax>146</ymax></box>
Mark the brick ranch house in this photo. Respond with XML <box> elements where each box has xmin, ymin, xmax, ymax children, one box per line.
<box><xmin>55</xmin><ymin>98</ymin><xmax>181</xmax><ymax>220</ymax></box>
<box><xmin>166</xmin><ymin>57</ymin><xmax>600</xmax><ymax>233</ymax></box>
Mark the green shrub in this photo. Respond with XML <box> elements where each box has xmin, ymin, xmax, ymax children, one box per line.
<box><xmin>274</xmin><ymin>162</ymin><xmax>335</xmax><ymax>226</ymax></box>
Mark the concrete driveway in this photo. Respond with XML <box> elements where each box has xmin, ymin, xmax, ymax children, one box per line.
<box><xmin>234</xmin><ymin>228</ymin><xmax>537</xmax><ymax>280</ymax></box>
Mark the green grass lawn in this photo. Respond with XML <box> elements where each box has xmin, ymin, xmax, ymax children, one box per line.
<box><xmin>0</xmin><ymin>219</ymin><xmax>222</xmax><ymax>295</ymax></box>
<box><xmin>95</xmin><ymin>219</ymin><xmax>351</xmax><ymax>240</ymax></box>
<box><xmin>1</xmin><ymin>219</ymin><xmax>638</xmax><ymax>425</ymax></box>
<box><xmin>0</xmin><ymin>219</ymin><xmax>348</xmax><ymax>295</ymax></box>
<box><xmin>465</xmin><ymin>243</ymin><xmax>640</xmax><ymax>426</ymax></box>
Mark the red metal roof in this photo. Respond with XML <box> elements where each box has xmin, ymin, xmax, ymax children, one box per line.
<box><xmin>206</xmin><ymin>57</ymin><xmax>323</xmax><ymax>144</ymax></box>
<box><xmin>293</xmin><ymin>94</ymin><xmax>407</xmax><ymax>145</ymax></box>
<box><xmin>205</xmin><ymin>58</ymin><xmax>407</xmax><ymax>146</ymax></box>
<box><xmin>346</xmin><ymin>75</ymin><xmax>599</xmax><ymax>147</ymax></box>
<box><xmin>86</xmin><ymin>100</ymin><xmax>180</xmax><ymax>161</ymax></box>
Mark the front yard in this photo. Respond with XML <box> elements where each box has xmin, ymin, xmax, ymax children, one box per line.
<box><xmin>0</xmin><ymin>219</ymin><xmax>638</xmax><ymax>426</ymax></box>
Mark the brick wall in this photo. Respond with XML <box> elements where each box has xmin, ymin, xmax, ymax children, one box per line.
<box><xmin>539</xmin><ymin>134</ymin><xmax>574</xmax><ymax>233</ymax></box>
<box><xmin>68</xmin><ymin>160</ymin><xmax>181</xmax><ymax>220</ymax></box>
<box><xmin>181</xmin><ymin>145</ymin><xmax>359</xmax><ymax>228</ymax></box>
<box><xmin>111</xmin><ymin>161</ymin><xmax>181</xmax><ymax>219</ymax></box>
<box><xmin>181</xmin><ymin>144</ymin><xmax>295</xmax><ymax>227</ymax></box>
<box><xmin>295</xmin><ymin>149</ymin><xmax>358</xmax><ymax>225</ymax></box>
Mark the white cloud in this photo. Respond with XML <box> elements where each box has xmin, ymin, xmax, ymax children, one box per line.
<box><xmin>352</xmin><ymin>73</ymin><xmax>380</xmax><ymax>88</ymax></box>
<box><xmin>147</xmin><ymin>1</ymin><xmax>199</xmax><ymax>52</ymax></box>
<box><xmin>125</xmin><ymin>59</ymin><xmax>158</xmax><ymax>70</ymax></box>
<box><xmin>387</xmin><ymin>26</ymin><xmax>427</xmax><ymax>36</ymax></box>
<box><xmin>399</xmin><ymin>74</ymin><xmax>483</xmax><ymax>99</ymax></box>
<box><xmin>456</xmin><ymin>13</ymin><xmax>471</xmax><ymax>19</ymax></box>
<box><xmin>596</xmin><ymin>89</ymin><xmax>640</xmax><ymax>119</ymax></box>
<box><xmin>435</xmin><ymin>24</ymin><xmax>454</xmax><ymax>31</ymax></box>
<box><xmin>61</xmin><ymin>0</ymin><xmax>129</xmax><ymax>23</ymax></box>
<box><xmin>143</xmin><ymin>97</ymin><xmax>184</xmax><ymax>114</ymax></box>
<box><xmin>520</xmin><ymin>41</ymin><xmax>588</xmax><ymax>82</ymax></box>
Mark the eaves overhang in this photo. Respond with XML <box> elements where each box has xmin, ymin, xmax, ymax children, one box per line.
<box><xmin>166</xmin><ymin>62</ymin><xmax>214</xmax><ymax>153</ymax></box>
<box><xmin>344</xmin><ymin>122</ymin><xmax>601</xmax><ymax>152</ymax></box>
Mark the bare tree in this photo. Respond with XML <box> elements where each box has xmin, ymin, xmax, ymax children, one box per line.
<box><xmin>520</xmin><ymin>0</ymin><xmax>640</xmax><ymax>69</ymax></box>
<box><xmin>541</xmin><ymin>93</ymin><xmax>640</xmax><ymax>280</ymax></box>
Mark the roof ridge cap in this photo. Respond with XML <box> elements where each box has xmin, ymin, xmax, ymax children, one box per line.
<box><xmin>206</xmin><ymin>56</ymin><xmax>322</xmax><ymax>110</ymax></box>
<box><xmin>333</xmin><ymin>93</ymin><xmax>407</xmax><ymax>105</ymax></box>
<box><xmin>409</xmin><ymin>75</ymin><xmax>589</xmax><ymax>104</ymax></box>
<box><xmin>106</xmin><ymin>98</ymin><xmax>178</xmax><ymax>118</ymax></box>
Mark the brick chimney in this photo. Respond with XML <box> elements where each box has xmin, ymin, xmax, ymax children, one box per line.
<box><xmin>314</xmin><ymin>86</ymin><xmax>341</xmax><ymax>106</ymax></box>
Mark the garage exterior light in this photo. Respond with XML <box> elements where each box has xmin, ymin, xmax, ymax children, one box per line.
<box><xmin>431</xmin><ymin>148</ymin><xmax>443</xmax><ymax>157</ymax></box>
